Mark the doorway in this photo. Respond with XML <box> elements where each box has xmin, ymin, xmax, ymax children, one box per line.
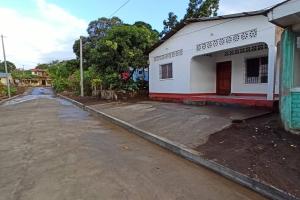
<box><xmin>216</xmin><ymin>61</ymin><xmax>232</xmax><ymax>95</ymax></box>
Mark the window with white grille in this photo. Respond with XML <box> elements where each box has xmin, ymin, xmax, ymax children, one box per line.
<box><xmin>245</xmin><ymin>57</ymin><xmax>268</xmax><ymax>84</ymax></box>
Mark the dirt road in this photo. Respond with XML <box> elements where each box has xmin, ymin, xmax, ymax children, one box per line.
<box><xmin>0</xmin><ymin>88</ymin><xmax>265</xmax><ymax>200</ymax></box>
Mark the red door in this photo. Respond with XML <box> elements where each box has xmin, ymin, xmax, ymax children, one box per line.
<box><xmin>216</xmin><ymin>61</ymin><xmax>232</xmax><ymax>95</ymax></box>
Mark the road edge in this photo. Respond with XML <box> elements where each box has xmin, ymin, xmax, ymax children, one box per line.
<box><xmin>0</xmin><ymin>94</ymin><xmax>23</xmax><ymax>105</ymax></box>
<box><xmin>58</xmin><ymin>94</ymin><xmax>299</xmax><ymax>200</ymax></box>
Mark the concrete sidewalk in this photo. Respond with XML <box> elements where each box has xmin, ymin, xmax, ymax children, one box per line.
<box><xmin>90</xmin><ymin>101</ymin><xmax>270</xmax><ymax>148</ymax></box>
<box><xmin>0</xmin><ymin>91</ymin><xmax>267</xmax><ymax>200</ymax></box>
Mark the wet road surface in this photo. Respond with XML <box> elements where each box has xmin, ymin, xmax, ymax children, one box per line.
<box><xmin>0</xmin><ymin>88</ymin><xmax>266</xmax><ymax>200</ymax></box>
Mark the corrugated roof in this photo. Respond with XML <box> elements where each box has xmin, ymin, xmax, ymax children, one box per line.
<box><xmin>148</xmin><ymin>0</ymin><xmax>290</xmax><ymax>54</ymax></box>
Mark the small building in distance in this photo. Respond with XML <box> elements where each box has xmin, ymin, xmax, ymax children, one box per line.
<box><xmin>0</xmin><ymin>72</ymin><xmax>13</xmax><ymax>86</ymax></box>
<box><xmin>18</xmin><ymin>68</ymin><xmax>52</xmax><ymax>87</ymax></box>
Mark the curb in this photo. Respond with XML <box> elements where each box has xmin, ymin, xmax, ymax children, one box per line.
<box><xmin>0</xmin><ymin>94</ymin><xmax>23</xmax><ymax>105</ymax></box>
<box><xmin>58</xmin><ymin>94</ymin><xmax>299</xmax><ymax>200</ymax></box>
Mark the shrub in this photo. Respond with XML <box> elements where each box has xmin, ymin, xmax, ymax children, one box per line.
<box><xmin>102</xmin><ymin>72</ymin><xmax>119</xmax><ymax>90</ymax></box>
<box><xmin>52</xmin><ymin>78</ymin><xmax>69</xmax><ymax>93</ymax></box>
<box><xmin>1</xmin><ymin>85</ymin><xmax>17</xmax><ymax>96</ymax></box>
<box><xmin>0</xmin><ymin>82</ymin><xmax>5</xmax><ymax>96</ymax></box>
<box><xmin>136</xmin><ymin>80</ymin><xmax>149</xmax><ymax>91</ymax></box>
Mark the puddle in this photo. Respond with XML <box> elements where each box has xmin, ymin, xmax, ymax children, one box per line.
<box><xmin>2</xmin><ymin>95</ymin><xmax>54</xmax><ymax>106</ymax></box>
<box><xmin>2</xmin><ymin>87</ymin><xmax>90</xmax><ymax>121</ymax></box>
<box><xmin>57</xmin><ymin>99</ymin><xmax>73</xmax><ymax>106</ymax></box>
<box><xmin>30</xmin><ymin>87</ymin><xmax>53</xmax><ymax>95</ymax></box>
<box><xmin>2</xmin><ymin>87</ymin><xmax>55</xmax><ymax>106</ymax></box>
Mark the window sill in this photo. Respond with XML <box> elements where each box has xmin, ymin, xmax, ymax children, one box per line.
<box><xmin>244</xmin><ymin>83</ymin><xmax>268</xmax><ymax>85</ymax></box>
<box><xmin>160</xmin><ymin>78</ymin><xmax>174</xmax><ymax>81</ymax></box>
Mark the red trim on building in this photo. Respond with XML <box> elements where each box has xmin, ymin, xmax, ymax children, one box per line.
<box><xmin>149</xmin><ymin>93</ymin><xmax>277</xmax><ymax>109</ymax></box>
<box><xmin>231</xmin><ymin>93</ymin><xmax>267</xmax><ymax>97</ymax></box>
<box><xmin>232</xmin><ymin>93</ymin><xmax>279</xmax><ymax>98</ymax></box>
<box><xmin>149</xmin><ymin>93</ymin><xmax>216</xmax><ymax>98</ymax></box>
<box><xmin>149</xmin><ymin>93</ymin><xmax>216</xmax><ymax>102</ymax></box>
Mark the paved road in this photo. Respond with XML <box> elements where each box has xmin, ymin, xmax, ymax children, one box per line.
<box><xmin>0</xmin><ymin>88</ymin><xmax>265</xmax><ymax>200</ymax></box>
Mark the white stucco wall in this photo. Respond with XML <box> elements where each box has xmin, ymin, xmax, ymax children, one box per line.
<box><xmin>149</xmin><ymin>53</ymin><xmax>191</xmax><ymax>93</ymax></box>
<box><xmin>190</xmin><ymin>56</ymin><xmax>216</xmax><ymax>93</ymax></box>
<box><xmin>149</xmin><ymin>15</ymin><xmax>277</xmax><ymax>95</ymax></box>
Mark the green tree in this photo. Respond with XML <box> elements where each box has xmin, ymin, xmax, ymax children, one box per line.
<box><xmin>73</xmin><ymin>17</ymin><xmax>123</xmax><ymax>58</ymax></box>
<box><xmin>89</xmin><ymin>24</ymin><xmax>158</xmax><ymax>75</ymax></box>
<box><xmin>134</xmin><ymin>21</ymin><xmax>159</xmax><ymax>39</ymax></box>
<box><xmin>184</xmin><ymin>0</ymin><xmax>219</xmax><ymax>19</ymax></box>
<box><xmin>70</xmin><ymin>18</ymin><xmax>159</xmax><ymax>93</ymax></box>
<box><xmin>161</xmin><ymin>0</ymin><xmax>219</xmax><ymax>36</ymax></box>
<box><xmin>87</xmin><ymin>17</ymin><xmax>123</xmax><ymax>38</ymax></box>
<box><xmin>0</xmin><ymin>60</ymin><xmax>16</xmax><ymax>73</ymax></box>
<box><xmin>68</xmin><ymin>67</ymin><xmax>101</xmax><ymax>95</ymax></box>
<box><xmin>160</xmin><ymin>12</ymin><xmax>179</xmax><ymax>37</ymax></box>
<box><xmin>47</xmin><ymin>60</ymin><xmax>78</xmax><ymax>93</ymax></box>
<box><xmin>11</xmin><ymin>70</ymin><xmax>35</xmax><ymax>80</ymax></box>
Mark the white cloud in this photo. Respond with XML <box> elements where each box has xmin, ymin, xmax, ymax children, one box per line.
<box><xmin>0</xmin><ymin>0</ymin><xmax>87</xmax><ymax>69</ymax></box>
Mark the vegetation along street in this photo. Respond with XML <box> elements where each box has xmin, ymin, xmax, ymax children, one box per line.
<box><xmin>0</xmin><ymin>0</ymin><xmax>299</xmax><ymax>199</ymax></box>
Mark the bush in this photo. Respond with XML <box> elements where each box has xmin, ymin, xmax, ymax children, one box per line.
<box><xmin>52</xmin><ymin>78</ymin><xmax>69</xmax><ymax>93</ymax></box>
<box><xmin>68</xmin><ymin>71</ymin><xmax>80</xmax><ymax>95</ymax></box>
<box><xmin>1</xmin><ymin>85</ymin><xmax>17</xmax><ymax>96</ymax></box>
<box><xmin>120</xmin><ymin>79</ymin><xmax>138</xmax><ymax>92</ymax></box>
<box><xmin>67</xmin><ymin>67</ymin><xmax>102</xmax><ymax>96</ymax></box>
<box><xmin>102</xmin><ymin>72</ymin><xmax>119</xmax><ymax>90</ymax></box>
<box><xmin>0</xmin><ymin>82</ymin><xmax>5</xmax><ymax>96</ymax></box>
<box><xmin>136</xmin><ymin>80</ymin><xmax>149</xmax><ymax>91</ymax></box>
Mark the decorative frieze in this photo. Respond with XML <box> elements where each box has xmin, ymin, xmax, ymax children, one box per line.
<box><xmin>154</xmin><ymin>49</ymin><xmax>183</xmax><ymax>62</ymax></box>
<box><xmin>224</xmin><ymin>43</ymin><xmax>268</xmax><ymax>56</ymax></box>
<box><xmin>196</xmin><ymin>29</ymin><xmax>258</xmax><ymax>52</ymax></box>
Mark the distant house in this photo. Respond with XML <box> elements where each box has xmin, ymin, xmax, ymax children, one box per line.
<box><xmin>0</xmin><ymin>72</ymin><xmax>13</xmax><ymax>86</ymax></box>
<box><xmin>148</xmin><ymin>2</ymin><xmax>288</xmax><ymax>108</ymax></box>
<box><xmin>132</xmin><ymin>68</ymin><xmax>149</xmax><ymax>82</ymax></box>
<box><xmin>268</xmin><ymin>0</ymin><xmax>300</xmax><ymax>133</ymax></box>
<box><xmin>31</xmin><ymin>68</ymin><xmax>48</xmax><ymax>77</ymax></box>
<box><xmin>19</xmin><ymin>68</ymin><xmax>51</xmax><ymax>87</ymax></box>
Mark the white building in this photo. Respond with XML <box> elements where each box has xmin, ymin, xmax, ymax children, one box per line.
<box><xmin>0</xmin><ymin>72</ymin><xmax>13</xmax><ymax>86</ymax></box>
<box><xmin>149</xmin><ymin>7</ymin><xmax>283</xmax><ymax>108</ymax></box>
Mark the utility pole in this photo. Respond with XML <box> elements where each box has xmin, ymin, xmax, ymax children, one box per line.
<box><xmin>1</xmin><ymin>35</ymin><xmax>11</xmax><ymax>98</ymax></box>
<box><xmin>79</xmin><ymin>36</ymin><xmax>84</xmax><ymax>97</ymax></box>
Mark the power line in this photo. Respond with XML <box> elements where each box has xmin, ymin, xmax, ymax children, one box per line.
<box><xmin>109</xmin><ymin>0</ymin><xmax>130</xmax><ymax>18</ymax></box>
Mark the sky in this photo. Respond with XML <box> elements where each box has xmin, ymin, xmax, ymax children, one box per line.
<box><xmin>0</xmin><ymin>0</ymin><xmax>285</xmax><ymax>69</ymax></box>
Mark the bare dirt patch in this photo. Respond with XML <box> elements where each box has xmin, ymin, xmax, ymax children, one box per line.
<box><xmin>196</xmin><ymin>114</ymin><xmax>300</xmax><ymax>197</ymax></box>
